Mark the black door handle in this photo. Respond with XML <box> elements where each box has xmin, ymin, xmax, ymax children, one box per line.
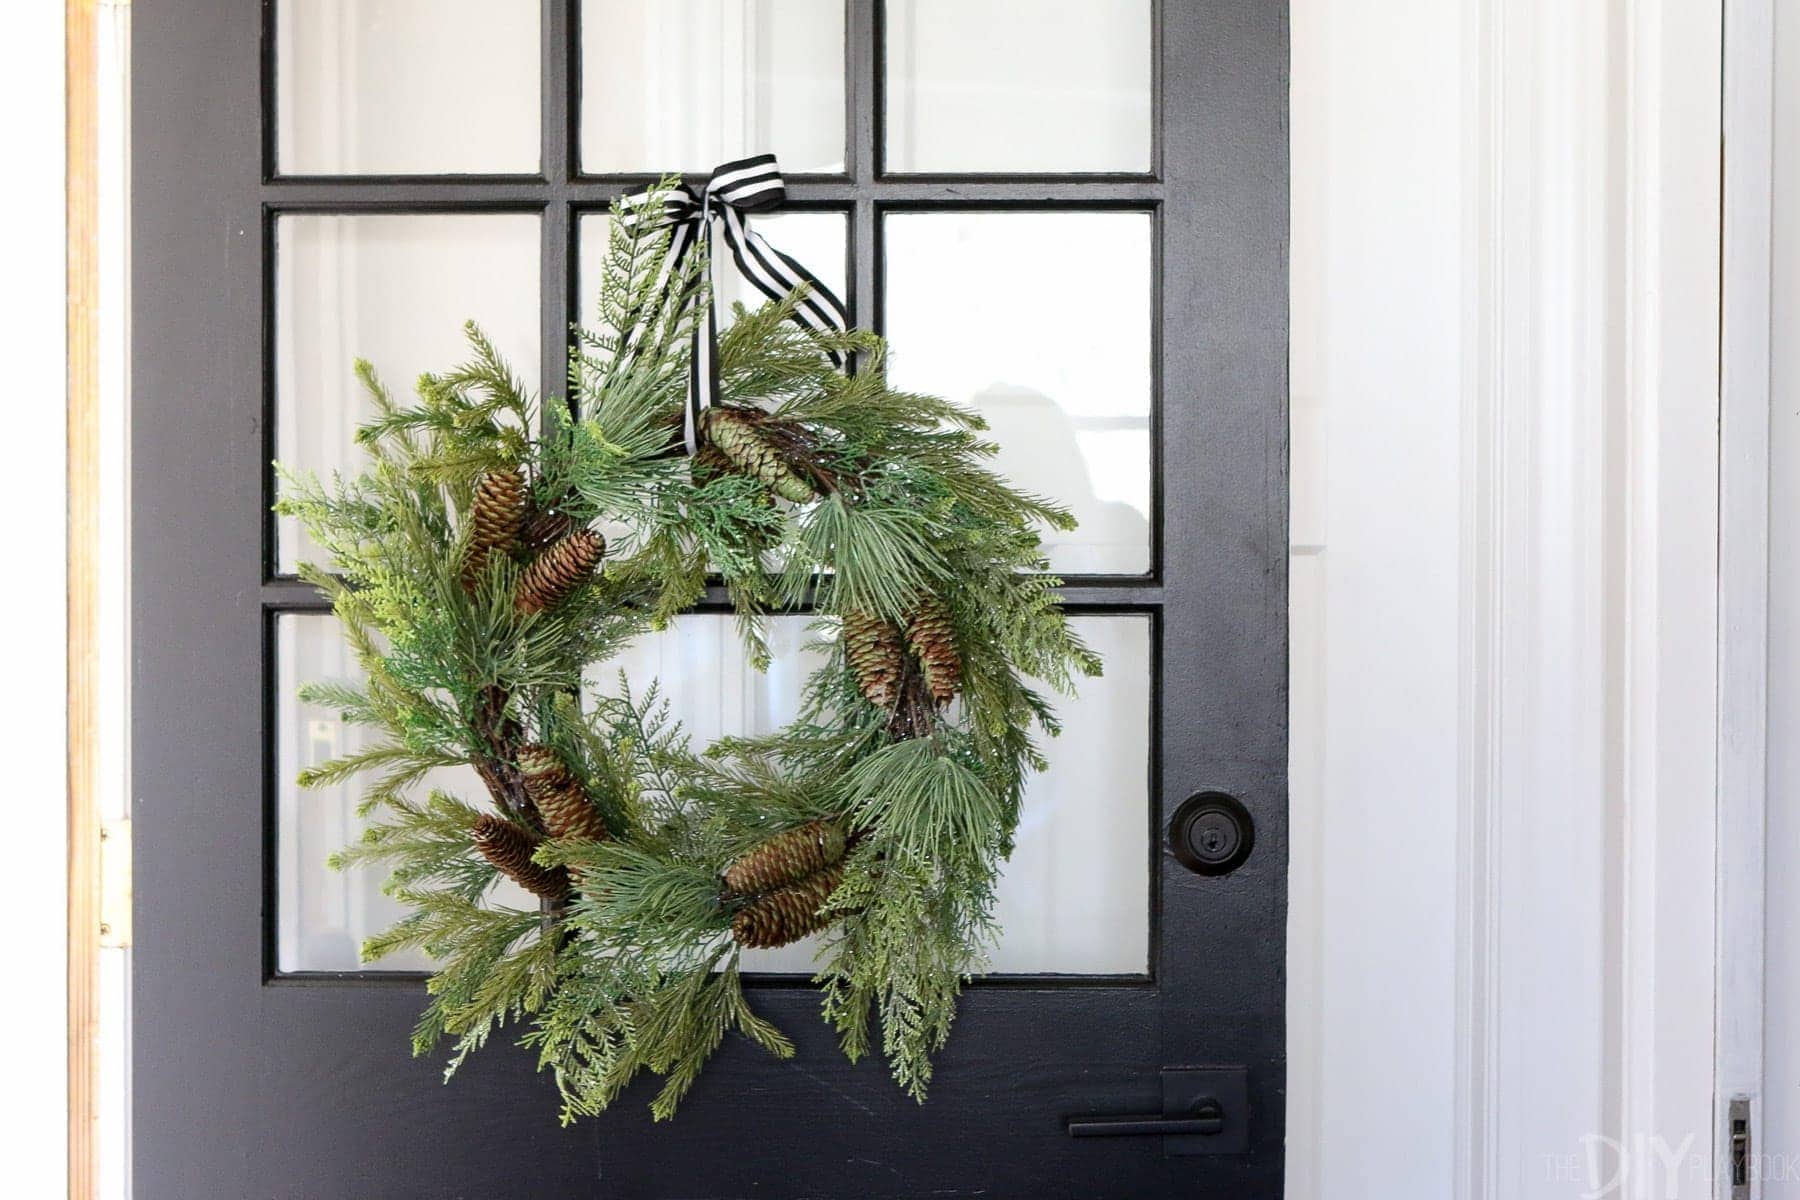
<box><xmin>1067</xmin><ymin>1097</ymin><xmax>1225</xmax><ymax>1138</ymax></box>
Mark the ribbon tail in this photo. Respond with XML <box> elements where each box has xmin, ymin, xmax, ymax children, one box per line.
<box><xmin>685</xmin><ymin>323</ymin><xmax>703</xmax><ymax>455</ymax></box>
<box><xmin>719</xmin><ymin>208</ymin><xmax>851</xmax><ymax>369</ymax></box>
<box><xmin>687</xmin><ymin>292</ymin><xmax>724</xmax><ymax>455</ymax></box>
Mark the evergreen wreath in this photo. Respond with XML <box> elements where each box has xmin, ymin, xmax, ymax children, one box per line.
<box><xmin>276</xmin><ymin>180</ymin><xmax>1100</xmax><ymax>1122</ymax></box>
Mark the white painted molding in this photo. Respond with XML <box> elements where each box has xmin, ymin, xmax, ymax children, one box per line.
<box><xmin>1616</xmin><ymin>5</ymin><xmax>1723</xmax><ymax>1197</ymax></box>
<box><xmin>1718</xmin><ymin>0</ymin><xmax>1773</xmax><ymax>1193</ymax></box>
<box><xmin>1455</xmin><ymin>1</ymin><xmax>1723</xmax><ymax>1197</ymax></box>
<box><xmin>1761</xmin><ymin>6</ymin><xmax>1800</xmax><ymax>1188</ymax></box>
<box><xmin>1454</xmin><ymin>0</ymin><xmax>1501</xmax><ymax>1189</ymax></box>
<box><xmin>1288</xmin><ymin>1</ymin><xmax>1725</xmax><ymax>1193</ymax></box>
<box><xmin>1456</xmin><ymin>2</ymin><xmax>1620</xmax><ymax>1195</ymax></box>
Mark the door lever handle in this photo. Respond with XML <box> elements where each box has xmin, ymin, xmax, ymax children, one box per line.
<box><xmin>1067</xmin><ymin>1097</ymin><xmax>1225</xmax><ymax>1138</ymax></box>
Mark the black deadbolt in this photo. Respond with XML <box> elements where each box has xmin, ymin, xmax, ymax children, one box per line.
<box><xmin>1169</xmin><ymin>791</ymin><xmax>1255</xmax><ymax>876</ymax></box>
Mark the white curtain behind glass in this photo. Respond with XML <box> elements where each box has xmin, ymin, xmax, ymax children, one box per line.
<box><xmin>582</xmin><ymin>0</ymin><xmax>845</xmax><ymax>173</ymax></box>
<box><xmin>278</xmin><ymin>0</ymin><xmax>540</xmax><ymax>175</ymax></box>
<box><xmin>281</xmin><ymin>613</ymin><xmax>1149</xmax><ymax>974</ymax></box>
<box><xmin>592</xmin><ymin>615</ymin><xmax>1152</xmax><ymax>975</ymax></box>
<box><xmin>275</xmin><ymin>214</ymin><xmax>540</xmax><ymax>571</ymax></box>
<box><xmin>277</xmin><ymin>615</ymin><xmax>536</xmax><ymax>973</ymax></box>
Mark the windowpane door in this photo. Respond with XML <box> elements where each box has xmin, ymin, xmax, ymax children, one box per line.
<box><xmin>133</xmin><ymin>2</ymin><xmax>1287</xmax><ymax>1195</ymax></box>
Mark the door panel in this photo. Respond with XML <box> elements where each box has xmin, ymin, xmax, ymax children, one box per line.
<box><xmin>274</xmin><ymin>0</ymin><xmax>542</xmax><ymax>176</ymax></box>
<box><xmin>883</xmin><ymin>210</ymin><xmax>1155</xmax><ymax>575</ymax></box>
<box><xmin>575</xmin><ymin>210</ymin><xmax>850</xmax><ymax>340</ymax></box>
<box><xmin>273</xmin><ymin>211</ymin><xmax>541</xmax><ymax>570</ymax></box>
<box><xmin>133</xmin><ymin>1</ymin><xmax>1287</xmax><ymax>1195</ymax></box>
<box><xmin>277</xmin><ymin>610</ymin><xmax>1155</xmax><ymax>978</ymax></box>
<box><xmin>883</xmin><ymin>0</ymin><xmax>1154</xmax><ymax>173</ymax></box>
<box><xmin>579</xmin><ymin>0</ymin><xmax>848</xmax><ymax>174</ymax></box>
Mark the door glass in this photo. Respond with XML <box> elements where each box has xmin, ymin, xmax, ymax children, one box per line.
<box><xmin>272</xmin><ymin>3</ymin><xmax>1155</xmax><ymax>983</ymax></box>
<box><xmin>274</xmin><ymin>614</ymin><xmax>536</xmax><ymax>973</ymax></box>
<box><xmin>884</xmin><ymin>211</ymin><xmax>1153</xmax><ymax>575</ymax></box>
<box><xmin>588</xmin><ymin>615</ymin><xmax>825</xmax><ymax>749</ymax></box>
<box><xmin>884</xmin><ymin>0</ymin><xmax>1153</xmax><ymax>173</ymax></box>
<box><xmin>274</xmin><ymin>213</ymin><xmax>539</xmax><ymax>573</ymax></box>
<box><xmin>275</xmin><ymin>0</ymin><xmax>540</xmax><ymax>175</ymax></box>
<box><xmin>576</xmin><ymin>209</ymin><xmax>848</xmax><ymax>346</ymax></box>
<box><xmin>580</xmin><ymin>0</ymin><xmax>846</xmax><ymax>174</ymax></box>
<box><xmin>278</xmin><ymin>613</ymin><xmax>1149</xmax><ymax>975</ymax></box>
<box><xmin>594</xmin><ymin>615</ymin><xmax>1152</xmax><ymax>976</ymax></box>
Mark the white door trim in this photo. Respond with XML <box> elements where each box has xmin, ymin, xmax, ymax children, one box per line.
<box><xmin>1616</xmin><ymin>4</ymin><xmax>1724</xmax><ymax>1192</ymax></box>
<box><xmin>1718</xmin><ymin>0</ymin><xmax>1774</xmax><ymax>1191</ymax></box>
<box><xmin>1454</xmin><ymin>1</ymin><xmax>1724</xmax><ymax>1195</ymax></box>
<box><xmin>1456</xmin><ymin>2</ymin><xmax>1622</xmax><ymax>1193</ymax></box>
<box><xmin>1287</xmin><ymin>2</ymin><xmax>1731</xmax><ymax>1193</ymax></box>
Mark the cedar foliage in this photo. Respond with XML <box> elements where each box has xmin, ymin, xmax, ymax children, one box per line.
<box><xmin>275</xmin><ymin>180</ymin><xmax>1100</xmax><ymax>1122</ymax></box>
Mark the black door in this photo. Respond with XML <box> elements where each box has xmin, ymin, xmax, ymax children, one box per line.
<box><xmin>132</xmin><ymin>2</ymin><xmax>1287</xmax><ymax>1195</ymax></box>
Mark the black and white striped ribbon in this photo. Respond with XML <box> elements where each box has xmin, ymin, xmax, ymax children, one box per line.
<box><xmin>620</xmin><ymin>154</ymin><xmax>850</xmax><ymax>454</ymax></box>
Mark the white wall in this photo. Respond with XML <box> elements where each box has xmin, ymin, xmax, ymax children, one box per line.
<box><xmin>0</xmin><ymin>3</ymin><xmax>69</xmax><ymax>1198</ymax></box>
<box><xmin>1286</xmin><ymin>0</ymin><xmax>1465</xmax><ymax>1193</ymax></box>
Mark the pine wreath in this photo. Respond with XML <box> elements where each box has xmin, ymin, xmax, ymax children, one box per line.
<box><xmin>277</xmin><ymin>181</ymin><xmax>1100</xmax><ymax>1123</ymax></box>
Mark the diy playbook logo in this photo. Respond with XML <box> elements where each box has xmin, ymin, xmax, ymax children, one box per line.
<box><xmin>1542</xmin><ymin>1132</ymin><xmax>1800</xmax><ymax>1196</ymax></box>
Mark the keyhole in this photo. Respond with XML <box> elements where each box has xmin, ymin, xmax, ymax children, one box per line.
<box><xmin>1169</xmin><ymin>792</ymin><xmax>1255</xmax><ymax>877</ymax></box>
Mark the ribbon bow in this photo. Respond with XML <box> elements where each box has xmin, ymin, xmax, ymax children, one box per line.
<box><xmin>620</xmin><ymin>154</ymin><xmax>850</xmax><ymax>454</ymax></box>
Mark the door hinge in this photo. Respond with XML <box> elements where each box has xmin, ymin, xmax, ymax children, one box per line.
<box><xmin>1729</xmin><ymin>1096</ymin><xmax>1752</xmax><ymax>1199</ymax></box>
<box><xmin>99</xmin><ymin>818</ymin><xmax>131</xmax><ymax>949</ymax></box>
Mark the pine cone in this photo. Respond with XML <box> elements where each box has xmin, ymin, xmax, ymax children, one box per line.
<box><xmin>905</xmin><ymin>597</ymin><xmax>962</xmax><ymax>707</ymax></box>
<box><xmin>703</xmin><ymin>408</ymin><xmax>817</xmax><ymax>504</ymax></box>
<box><xmin>471</xmin><ymin>813</ymin><xmax>568</xmax><ymax>900</ymax></box>
<box><xmin>842</xmin><ymin>611</ymin><xmax>906</xmax><ymax>708</ymax></box>
<box><xmin>521</xmin><ymin>506</ymin><xmax>575</xmax><ymax>553</ymax></box>
<box><xmin>722</xmin><ymin>820</ymin><xmax>847</xmax><ymax>896</ymax></box>
<box><xmin>515</xmin><ymin>530</ymin><xmax>605</xmax><ymax>615</ymax></box>
<box><xmin>517</xmin><ymin>743</ymin><xmax>574</xmax><ymax>791</ymax></box>
<box><xmin>461</xmin><ymin>468</ymin><xmax>528</xmax><ymax>592</ymax></box>
<box><xmin>519</xmin><ymin>744</ymin><xmax>609</xmax><ymax>841</ymax></box>
<box><xmin>730</xmin><ymin>863</ymin><xmax>845</xmax><ymax>949</ymax></box>
<box><xmin>689</xmin><ymin>442</ymin><xmax>739</xmax><ymax>487</ymax></box>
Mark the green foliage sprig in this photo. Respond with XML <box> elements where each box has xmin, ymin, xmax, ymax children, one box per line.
<box><xmin>277</xmin><ymin>183</ymin><xmax>1100</xmax><ymax>1123</ymax></box>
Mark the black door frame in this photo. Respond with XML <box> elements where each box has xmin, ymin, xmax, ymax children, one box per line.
<box><xmin>134</xmin><ymin>1</ymin><xmax>1288</xmax><ymax>1194</ymax></box>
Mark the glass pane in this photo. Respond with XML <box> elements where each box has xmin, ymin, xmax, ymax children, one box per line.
<box><xmin>276</xmin><ymin>0</ymin><xmax>540</xmax><ymax>175</ymax></box>
<box><xmin>275</xmin><ymin>615</ymin><xmax>536</xmax><ymax>973</ymax></box>
<box><xmin>598</xmin><ymin>615</ymin><xmax>1150</xmax><ymax>975</ymax></box>
<box><xmin>275</xmin><ymin>213</ymin><xmax>539</xmax><ymax>573</ymax></box>
<box><xmin>885</xmin><ymin>0</ymin><xmax>1152</xmax><ymax>173</ymax></box>
<box><xmin>280</xmin><ymin>613</ymin><xmax>1147</xmax><ymax>975</ymax></box>
<box><xmin>576</xmin><ymin>209</ymin><xmax>847</xmax><ymax>334</ymax></box>
<box><xmin>884</xmin><ymin>212</ymin><xmax>1152</xmax><ymax>575</ymax></box>
<box><xmin>987</xmin><ymin>613</ymin><xmax>1150</xmax><ymax>973</ymax></box>
<box><xmin>580</xmin><ymin>0</ymin><xmax>845</xmax><ymax>173</ymax></box>
<box><xmin>590</xmin><ymin>615</ymin><xmax>826</xmax><ymax>747</ymax></box>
